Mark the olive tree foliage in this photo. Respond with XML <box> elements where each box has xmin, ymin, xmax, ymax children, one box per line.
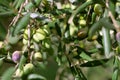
<box><xmin>0</xmin><ymin>0</ymin><xmax>120</xmax><ymax>80</ymax></box>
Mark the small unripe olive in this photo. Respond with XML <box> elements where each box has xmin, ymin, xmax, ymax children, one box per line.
<box><xmin>43</xmin><ymin>25</ymin><xmax>50</xmax><ymax>35</ymax></box>
<box><xmin>12</xmin><ymin>51</ymin><xmax>21</xmax><ymax>63</ymax></box>
<box><xmin>79</xmin><ymin>19</ymin><xmax>86</xmax><ymax>26</ymax></box>
<box><xmin>70</xmin><ymin>24</ymin><xmax>78</xmax><ymax>36</ymax></box>
<box><xmin>23</xmin><ymin>29</ymin><xmax>28</xmax><ymax>40</ymax></box>
<box><xmin>42</xmin><ymin>39</ymin><xmax>51</xmax><ymax>49</ymax></box>
<box><xmin>65</xmin><ymin>3</ymin><xmax>71</xmax><ymax>8</ymax></box>
<box><xmin>36</xmin><ymin>28</ymin><xmax>46</xmax><ymax>35</ymax></box>
<box><xmin>23</xmin><ymin>28</ymin><xmax>35</xmax><ymax>40</ymax></box>
<box><xmin>15</xmin><ymin>69</ymin><xmax>23</xmax><ymax>77</ymax></box>
<box><xmin>77</xmin><ymin>28</ymin><xmax>88</xmax><ymax>40</ymax></box>
<box><xmin>33</xmin><ymin>33</ymin><xmax>45</xmax><ymax>42</ymax></box>
<box><xmin>34</xmin><ymin>52</ymin><xmax>42</xmax><ymax>61</ymax></box>
<box><xmin>71</xmin><ymin>4</ymin><xmax>76</xmax><ymax>10</ymax></box>
<box><xmin>22</xmin><ymin>38</ymin><xmax>28</xmax><ymax>45</ymax></box>
<box><xmin>33</xmin><ymin>28</ymin><xmax>46</xmax><ymax>42</ymax></box>
<box><xmin>23</xmin><ymin>63</ymin><xmax>34</xmax><ymax>75</ymax></box>
<box><xmin>94</xmin><ymin>4</ymin><xmax>103</xmax><ymax>15</ymax></box>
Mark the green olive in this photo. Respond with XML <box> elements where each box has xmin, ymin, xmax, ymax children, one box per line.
<box><xmin>65</xmin><ymin>3</ymin><xmax>71</xmax><ymax>8</ymax></box>
<box><xmin>33</xmin><ymin>33</ymin><xmax>46</xmax><ymax>42</ymax></box>
<box><xmin>15</xmin><ymin>69</ymin><xmax>23</xmax><ymax>77</ymax></box>
<box><xmin>22</xmin><ymin>38</ymin><xmax>28</xmax><ymax>45</ymax></box>
<box><xmin>71</xmin><ymin>4</ymin><xmax>76</xmax><ymax>10</ymax></box>
<box><xmin>23</xmin><ymin>63</ymin><xmax>34</xmax><ymax>75</ymax></box>
<box><xmin>34</xmin><ymin>52</ymin><xmax>42</xmax><ymax>61</ymax></box>
<box><xmin>33</xmin><ymin>28</ymin><xmax>46</xmax><ymax>42</ymax></box>
<box><xmin>70</xmin><ymin>23</ymin><xmax>78</xmax><ymax>36</ymax></box>
<box><xmin>79</xmin><ymin>19</ymin><xmax>86</xmax><ymax>26</ymax></box>
<box><xmin>94</xmin><ymin>4</ymin><xmax>103</xmax><ymax>15</ymax></box>
<box><xmin>23</xmin><ymin>28</ymin><xmax>35</xmax><ymax>40</ymax></box>
<box><xmin>87</xmin><ymin>33</ymin><xmax>98</xmax><ymax>41</ymax></box>
<box><xmin>23</xmin><ymin>29</ymin><xmax>28</xmax><ymax>40</ymax></box>
<box><xmin>43</xmin><ymin>25</ymin><xmax>50</xmax><ymax>35</ymax></box>
<box><xmin>42</xmin><ymin>39</ymin><xmax>51</xmax><ymax>49</ymax></box>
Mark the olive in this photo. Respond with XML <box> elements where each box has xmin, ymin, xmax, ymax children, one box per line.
<box><xmin>79</xmin><ymin>19</ymin><xmax>86</xmax><ymax>27</ymax></box>
<box><xmin>116</xmin><ymin>32</ymin><xmax>120</xmax><ymax>43</ymax></box>
<box><xmin>77</xmin><ymin>28</ymin><xmax>88</xmax><ymax>40</ymax></box>
<box><xmin>33</xmin><ymin>28</ymin><xmax>46</xmax><ymax>42</ymax></box>
<box><xmin>34</xmin><ymin>52</ymin><xmax>42</xmax><ymax>61</ymax></box>
<box><xmin>23</xmin><ymin>63</ymin><xmax>34</xmax><ymax>75</ymax></box>
<box><xmin>94</xmin><ymin>4</ymin><xmax>103</xmax><ymax>15</ymax></box>
<box><xmin>12</xmin><ymin>51</ymin><xmax>21</xmax><ymax>63</ymax></box>
<box><xmin>15</xmin><ymin>69</ymin><xmax>23</xmax><ymax>77</ymax></box>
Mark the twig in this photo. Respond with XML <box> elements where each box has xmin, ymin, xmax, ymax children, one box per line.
<box><xmin>27</xmin><ymin>24</ymin><xmax>31</xmax><ymax>62</ymax></box>
<box><xmin>9</xmin><ymin>3</ymin><xmax>24</xmax><ymax>27</ymax></box>
<box><xmin>106</xmin><ymin>0</ymin><xmax>120</xmax><ymax>32</ymax></box>
<box><xmin>109</xmin><ymin>12</ymin><xmax>120</xmax><ymax>32</ymax></box>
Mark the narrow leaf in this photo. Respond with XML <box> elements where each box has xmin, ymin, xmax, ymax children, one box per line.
<box><xmin>18</xmin><ymin>54</ymin><xmax>27</xmax><ymax>70</ymax></box>
<box><xmin>28</xmin><ymin>74</ymin><xmax>46</xmax><ymax>80</ymax></box>
<box><xmin>101</xmin><ymin>18</ymin><xmax>115</xmax><ymax>30</ymax></box>
<box><xmin>68</xmin><ymin>0</ymin><xmax>94</xmax><ymax>23</ymax></box>
<box><xmin>112</xmin><ymin>69</ymin><xmax>119</xmax><ymax>80</ymax></box>
<box><xmin>79</xmin><ymin>52</ymin><xmax>93</xmax><ymax>61</ymax></box>
<box><xmin>1</xmin><ymin>67</ymin><xmax>15</xmax><ymax>80</ymax></box>
<box><xmin>88</xmin><ymin>19</ymin><xmax>101</xmax><ymax>39</ymax></box>
<box><xmin>15</xmin><ymin>0</ymin><xmax>24</xmax><ymax>9</ymax></box>
<box><xmin>25</xmin><ymin>0</ymin><xmax>42</xmax><ymax>10</ymax></box>
<box><xmin>13</xmin><ymin>13</ymin><xmax>30</xmax><ymax>35</ymax></box>
<box><xmin>80</xmin><ymin>59</ymin><xmax>109</xmax><ymax>67</ymax></box>
<box><xmin>0</xmin><ymin>22</ymin><xmax>7</xmax><ymax>40</ymax></box>
<box><xmin>102</xmin><ymin>27</ymin><xmax>111</xmax><ymax>58</ymax></box>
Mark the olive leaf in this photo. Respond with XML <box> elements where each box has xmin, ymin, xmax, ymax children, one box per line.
<box><xmin>1</xmin><ymin>67</ymin><xmax>15</xmax><ymax>80</ymax></box>
<box><xmin>25</xmin><ymin>0</ymin><xmax>42</xmax><ymax>10</ymax></box>
<box><xmin>88</xmin><ymin>17</ymin><xmax>115</xmax><ymax>39</ymax></box>
<box><xmin>28</xmin><ymin>74</ymin><xmax>46</xmax><ymax>80</ymax></box>
<box><xmin>0</xmin><ymin>22</ymin><xmax>7</xmax><ymax>40</ymax></box>
<box><xmin>13</xmin><ymin>13</ymin><xmax>30</xmax><ymax>35</ymax></box>
<box><xmin>80</xmin><ymin>59</ymin><xmax>109</xmax><ymax>67</ymax></box>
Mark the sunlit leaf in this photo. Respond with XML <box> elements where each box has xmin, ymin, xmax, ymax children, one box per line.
<box><xmin>102</xmin><ymin>27</ymin><xmax>111</xmax><ymax>58</ymax></box>
<box><xmin>1</xmin><ymin>67</ymin><xmax>15</xmax><ymax>80</ymax></box>
<box><xmin>25</xmin><ymin>0</ymin><xmax>42</xmax><ymax>10</ymax></box>
<box><xmin>8</xmin><ymin>35</ymin><xmax>19</xmax><ymax>44</ymax></box>
<box><xmin>0</xmin><ymin>22</ymin><xmax>7</xmax><ymax>40</ymax></box>
<box><xmin>13</xmin><ymin>13</ymin><xmax>30</xmax><ymax>35</ymax></box>
<box><xmin>79</xmin><ymin>52</ymin><xmax>93</xmax><ymax>61</ymax></box>
<box><xmin>28</xmin><ymin>74</ymin><xmax>46</xmax><ymax>80</ymax></box>
<box><xmin>80</xmin><ymin>59</ymin><xmax>109</xmax><ymax>67</ymax></box>
<box><xmin>15</xmin><ymin>0</ymin><xmax>24</xmax><ymax>9</ymax></box>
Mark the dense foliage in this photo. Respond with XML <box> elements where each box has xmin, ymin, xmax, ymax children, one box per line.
<box><xmin>0</xmin><ymin>0</ymin><xmax>120</xmax><ymax>80</ymax></box>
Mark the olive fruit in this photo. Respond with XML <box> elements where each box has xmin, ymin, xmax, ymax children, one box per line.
<box><xmin>23</xmin><ymin>63</ymin><xmax>34</xmax><ymax>75</ymax></box>
<box><xmin>22</xmin><ymin>38</ymin><xmax>28</xmax><ymax>45</ymax></box>
<box><xmin>23</xmin><ymin>28</ymin><xmax>35</xmax><ymax>40</ymax></box>
<box><xmin>42</xmin><ymin>39</ymin><xmax>51</xmax><ymax>49</ymax></box>
<box><xmin>94</xmin><ymin>4</ymin><xmax>103</xmax><ymax>15</ymax></box>
<box><xmin>79</xmin><ymin>19</ymin><xmax>86</xmax><ymax>27</ymax></box>
<box><xmin>15</xmin><ymin>69</ymin><xmax>23</xmax><ymax>77</ymax></box>
<box><xmin>71</xmin><ymin>4</ymin><xmax>76</xmax><ymax>10</ymax></box>
<box><xmin>34</xmin><ymin>52</ymin><xmax>42</xmax><ymax>61</ymax></box>
<box><xmin>70</xmin><ymin>23</ymin><xmax>78</xmax><ymax>36</ymax></box>
<box><xmin>65</xmin><ymin>3</ymin><xmax>71</xmax><ymax>8</ymax></box>
<box><xmin>43</xmin><ymin>25</ymin><xmax>50</xmax><ymax>35</ymax></box>
<box><xmin>33</xmin><ymin>28</ymin><xmax>46</xmax><ymax>42</ymax></box>
<box><xmin>12</xmin><ymin>51</ymin><xmax>21</xmax><ymax>63</ymax></box>
<box><xmin>116</xmin><ymin>32</ymin><xmax>120</xmax><ymax>43</ymax></box>
<box><xmin>77</xmin><ymin>28</ymin><xmax>88</xmax><ymax>40</ymax></box>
